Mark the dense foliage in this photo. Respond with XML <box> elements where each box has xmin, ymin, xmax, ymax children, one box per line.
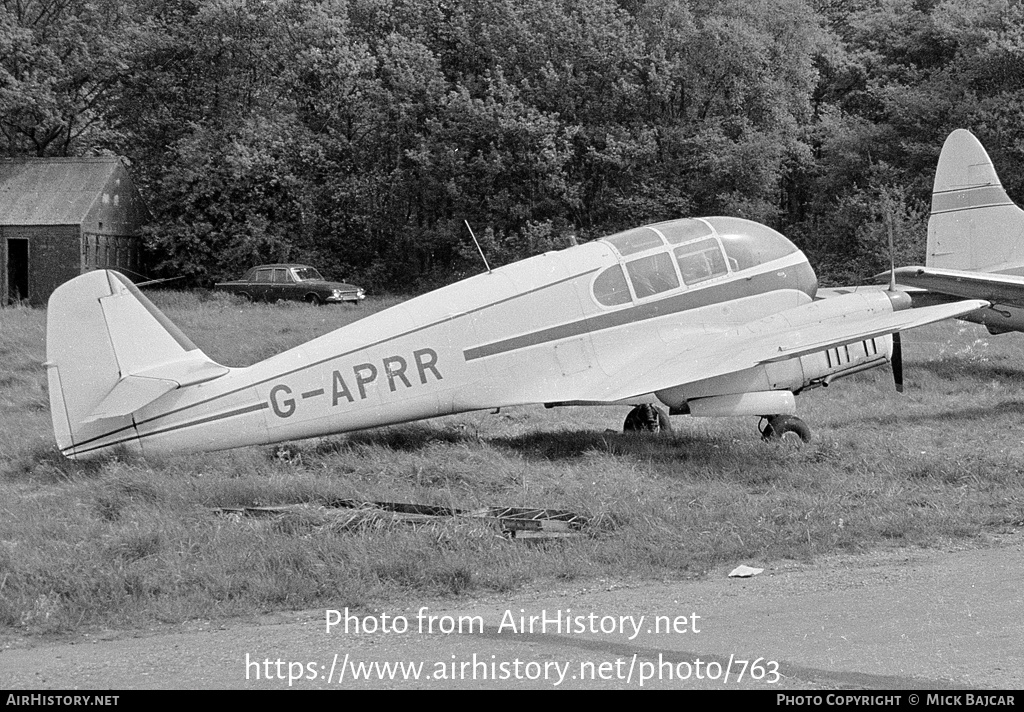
<box><xmin>2</xmin><ymin>0</ymin><xmax>1023</xmax><ymax>289</ymax></box>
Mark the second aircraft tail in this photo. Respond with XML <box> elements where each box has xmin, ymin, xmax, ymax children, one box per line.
<box><xmin>927</xmin><ymin>129</ymin><xmax>1024</xmax><ymax>273</ymax></box>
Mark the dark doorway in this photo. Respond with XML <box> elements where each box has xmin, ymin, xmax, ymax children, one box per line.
<box><xmin>6</xmin><ymin>238</ymin><xmax>28</xmax><ymax>304</ymax></box>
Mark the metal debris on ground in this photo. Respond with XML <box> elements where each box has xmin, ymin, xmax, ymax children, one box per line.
<box><xmin>213</xmin><ymin>500</ymin><xmax>589</xmax><ymax>540</ymax></box>
<box><xmin>728</xmin><ymin>564</ymin><xmax>765</xmax><ymax>578</ymax></box>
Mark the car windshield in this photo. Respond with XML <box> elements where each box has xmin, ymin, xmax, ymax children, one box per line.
<box><xmin>292</xmin><ymin>267</ymin><xmax>324</xmax><ymax>281</ymax></box>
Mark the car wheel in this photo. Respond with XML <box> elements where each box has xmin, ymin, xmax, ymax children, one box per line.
<box><xmin>305</xmin><ymin>294</ymin><xmax>323</xmax><ymax>306</ymax></box>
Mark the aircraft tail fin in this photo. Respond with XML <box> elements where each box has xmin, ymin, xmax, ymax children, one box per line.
<box><xmin>46</xmin><ymin>270</ymin><xmax>229</xmax><ymax>458</ymax></box>
<box><xmin>927</xmin><ymin>129</ymin><xmax>1024</xmax><ymax>272</ymax></box>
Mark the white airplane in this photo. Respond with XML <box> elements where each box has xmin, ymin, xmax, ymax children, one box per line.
<box><xmin>46</xmin><ymin>216</ymin><xmax>986</xmax><ymax>460</ymax></box>
<box><xmin>892</xmin><ymin>128</ymin><xmax>1024</xmax><ymax>333</ymax></box>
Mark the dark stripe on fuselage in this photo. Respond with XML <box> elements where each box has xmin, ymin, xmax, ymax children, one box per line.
<box><xmin>931</xmin><ymin>185</ymin><xmax>1013</xmax><ymax>215</ymax></box>
<box><xmin>63</xmin><ymin>401</ymin><xmax>270</xmax><ymax>458</ymax></box>
<box><xmin>66</xmin><ymin>268</ymin><xmax>598</xmax><ymax>454</ymax></box>
<box><xmin>464</xmin><ymin>264</ymin><xmax>811</xmax><ymax>361</ymax></box>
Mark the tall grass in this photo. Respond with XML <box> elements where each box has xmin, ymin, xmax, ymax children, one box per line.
<box><xmin>1</xmin><ymin>295</ymin><xmax>1023</xmax><ymax>636</ymax></box>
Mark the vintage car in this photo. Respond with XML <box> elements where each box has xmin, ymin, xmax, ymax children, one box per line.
<box><xmin>214</xmin><ymin>264</ymin><xmax>366</xmax><ymax>305</ymax></box>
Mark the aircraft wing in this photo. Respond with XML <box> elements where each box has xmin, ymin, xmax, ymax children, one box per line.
<box><xmin>891</xmin><ymin>266</ymin><xmax>1024</xmax><ymax>305</ymax></box>
<box><xmin>586</xmin><ymin>294</ymin><xmax>988</xmax><ymax>403</ymax></box>
<box><xmin>814</xmin><ymin>284</ymin><xmax>925</xmax><ymax>298</ymax></box>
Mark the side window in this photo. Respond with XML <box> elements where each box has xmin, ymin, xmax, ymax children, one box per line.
<box><xmin>721</xmin><ymin>241</ymin><xmax>750</xmax><ymax>272</ymax></box>
<box><xmin>626</xmin><ymin>252</ymin><xmax>679</xmax><ymax>299</ymax></box>
<box><xmin>674</xmin><ymin>238</ymin><xmax>728</xmax><ymax>285</ymax></box>
<box><xmin>593</xmin><ymin>264</ymin><xmax>632</xmax><ymax>306</ymax></box>
<box><xmin>254</xmin><ymin>269</ymin><xmax>273</xmax><ymax>283</ymax></box>
<box><xmin>273</xmin><ymin>268</ymin><xmax>290</xmax><ymax>283</ymax></box>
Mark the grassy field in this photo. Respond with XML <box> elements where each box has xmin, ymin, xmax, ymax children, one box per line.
<box><xmin>1</xmin><ymin>291</ymin><xmax>1023</xmax><ymax>636</ymax></box>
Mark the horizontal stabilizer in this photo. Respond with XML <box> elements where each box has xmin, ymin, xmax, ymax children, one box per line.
<box><xmin>130</xmin><ymin>351</ymin><xmax>230</xmax><ymax>386</ymax></box>
<box><xmin>85</xmin><ymin>376</ymin><xmax>178</xmax><ymax>422</ymax></box>
<box><xmin>84</xmin><ymin>353</ymin><xmax>230</xmax><ymax>422</ymax></box>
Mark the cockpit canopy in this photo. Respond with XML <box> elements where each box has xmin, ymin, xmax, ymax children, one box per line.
<box><xmin>703</xmin><ymin>217</ymin><xmax>799</xmax><ymax>271</ymax></box>
<box><xmin>594</xmin><ymin>217</ymin><xmax>801</xmax><ymax>307</ymax></box>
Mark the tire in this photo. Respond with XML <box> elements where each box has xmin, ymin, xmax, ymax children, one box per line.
<box><xmin>760</xmin><ymin>415</ymin><xmax>811</xmax><ymax>443</ymax></box>
<box><xmin>305</xmin><ymin>294</ymin><xmax>323</xmax><ymax>306</ymax></box>
<box><xmin>623</xmin><ymin>404</ymin><xmax>672</xmax><ymax>433</ymax></box>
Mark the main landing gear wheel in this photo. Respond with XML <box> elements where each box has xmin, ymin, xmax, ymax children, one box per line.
<box><xmin>759</xmin><ymin>415</ymin><xmax>811</xmax><ymax>443</ymax></box>
<box><xmin>623</xmin><ymin>404</ymin><xmax>672</xmax><ymax>433</ymax></box>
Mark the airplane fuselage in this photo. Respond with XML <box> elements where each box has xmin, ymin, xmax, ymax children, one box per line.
<box><xmin>53</xmin><ymin>217</ymin><xmax>902</xmax><ymax>459</ymax></box>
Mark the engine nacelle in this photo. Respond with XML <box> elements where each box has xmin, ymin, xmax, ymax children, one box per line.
<box><xmin>660</xmin><ymin>334</ymin><xmax>893</xmax><ymax>414</ymax></box>
<box><xmin>794</xmin><ymin>335</ymin><xmax>892</xmax><ymax>391</ymax></box>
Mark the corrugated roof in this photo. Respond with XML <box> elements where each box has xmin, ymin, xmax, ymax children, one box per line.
<box><xmin>0</xmin><ymin>157</ymin><xmax>123</xmax><ymax>225</ymax></box>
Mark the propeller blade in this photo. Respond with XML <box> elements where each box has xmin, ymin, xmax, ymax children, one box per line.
<box><xmin>892</xmin><ymin>331</ymin><xmax>904</xmax><ymax>393</ymax></box>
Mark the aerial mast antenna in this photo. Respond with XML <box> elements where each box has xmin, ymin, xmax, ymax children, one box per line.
<box><xmin>464</xmin><ymin>220</ymin><xmax>492</xmax><ymax>274</ymax></box>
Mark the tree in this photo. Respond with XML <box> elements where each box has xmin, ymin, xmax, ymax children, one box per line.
<box><xmin>0</xmin><ymin>0</ymin><xmax>136</xmax><ymax>156</ymax></box>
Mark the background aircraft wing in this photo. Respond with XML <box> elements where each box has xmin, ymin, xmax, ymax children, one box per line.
<box><xmin>585</xmin><ymin>295</ymin><xmax>987</xmax><ymax>403</ymax></box>
<box><xmin>892</xmin><ymin>266</ymin><xmax>1024</xmax><ymax>305</ymax></box>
